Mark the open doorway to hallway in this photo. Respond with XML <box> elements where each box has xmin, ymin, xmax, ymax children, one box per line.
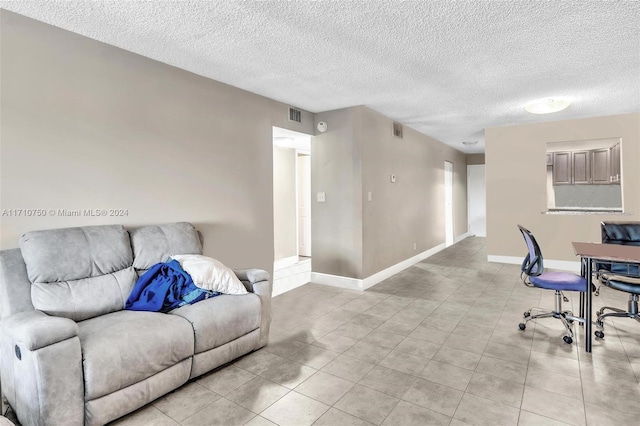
<box><xmin>273</xmin><ymin>126</ymin><xmax>312</xmax><ymax>296</ymax></box>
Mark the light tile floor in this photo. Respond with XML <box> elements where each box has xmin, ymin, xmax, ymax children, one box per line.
<box><xmin>110</xmin><ymin>237</ymin><xmax>640</xmax><ymax>425</ymax></box>
<box><xmin>10</xmin><ymin>238</ymin><xmax>639</xmax><ymax>425</ymax></box>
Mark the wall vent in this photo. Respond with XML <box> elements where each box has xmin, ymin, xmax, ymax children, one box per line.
<box><xmin>392</xmin><ymin>121</ymin><xmax>403</xmax><ymax>138</ymax></box>
<box><xmin>288</xmin><ymin>107</ymin><xmax>302</xmax><ymax>123</ymax></box>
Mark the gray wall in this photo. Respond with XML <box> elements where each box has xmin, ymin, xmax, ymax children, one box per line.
<box><xmin>312</xmin><ymin>106</ymin><xmax>468</xmax><ymax>279</ymax></box>
<box><xmin>360</xmin><ymin>107</ymin><xmax>467</xmax><ymax>277</ymax></box>
<box><xmin>273</xmin><ymin>146</ymin><xmax>297</xmax><ymax>261</ymax></box>
<box><xmin>0</xmin><ymin>11</ymin><xmax>313</xmax><ymax>275</ymax></box>
<box><xmin>312</xmin><ymin>108</ymin><xmax>363</xmax><ymax>278</ymax></box>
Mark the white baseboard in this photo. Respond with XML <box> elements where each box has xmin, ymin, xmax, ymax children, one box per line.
<box><xmin>310</xmin><ymin>240</ymin><xmax>459</xmax><ymax>292</ymax></box>
<box><xmin>309</xmin><ymin>272</ymin><xmax>365</xmax><ymax>291</ymax></box>
<box><xmin>487</xmin><ymin>255</ymin><xmax>581</xmax><ymax>273</ymax></box>
<box><xmin>274</xmin><ymin>255</ymin><xmax>299</xmax><ymax>271</ymax></box>
<box><xmin>455</xmin><ymin>232</ymin><xmax>473</xmax><ymax>243</ymax></box>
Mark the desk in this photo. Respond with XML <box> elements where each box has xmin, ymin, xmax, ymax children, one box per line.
<box><xmin>572</xmin><ymin>242</ymin><xmax>640</xmax><ymax>352</ymax></box>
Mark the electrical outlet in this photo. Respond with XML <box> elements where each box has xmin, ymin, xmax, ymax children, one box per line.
<box><xmin>390</xmin><ymin>174</ymin><xmax>396</xmax><ymax>183</ymax></box>
<box><xmin>413</xmin><ymin>243</ymin><xmax>417</xmax><ymax>251</ymax></box>
<box><xmin>317</xmin><ymin>192</ymin><xmax>326</xmax><ymax>203</ymax></box>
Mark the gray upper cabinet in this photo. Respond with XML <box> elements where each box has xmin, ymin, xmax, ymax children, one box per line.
<box><xmin>551</xmin><ymin>146</ymin><xmax>619</xmax><ymax>185</ymax></box>
<box><xmin>552</xmin><ymin>152</ymin><xmax>572</xmax><ymax>185</ymax></box>
<box><xmin>572</xmin><ymin>151</ymin><xmax>590</xmax><ymax>184</ymax></box>
<box><xmin>591</xmin><ymin>148</ymin><xmax>610</xmax><ymax>184</ymax></box>
<box><xmin>610</xmin><ymin>143</ymin><xmax>621</xmax><ymax>183</ymax></box>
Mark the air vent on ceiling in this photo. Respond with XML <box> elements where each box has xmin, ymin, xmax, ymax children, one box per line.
<box><xmin>392</xmin><ymin>121</ymin><xmax>403</xmax><ymax>138</ymax></box>
<box><xmin>288</xmin><ymin>107</ymin><xmax>302</xmax><ymax>123</ymax></box>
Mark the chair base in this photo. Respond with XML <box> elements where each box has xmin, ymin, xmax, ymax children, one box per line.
<box><xmin>594</xmin><ymin>294</ymin><xmax>639</xmax><ymax>338</ymax></box>
<box><xmin>518</xmin><ymin>290</ymin><xmax>585</xmax><ymax>344</ymax></box>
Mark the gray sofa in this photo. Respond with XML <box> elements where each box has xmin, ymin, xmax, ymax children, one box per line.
<box><xmin>0</xmin><ymin>222</ymin><xmax>272</xmax><ymax>426</ymax></box>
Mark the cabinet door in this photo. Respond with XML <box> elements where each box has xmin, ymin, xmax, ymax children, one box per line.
<box><xmin>591</xmin><ymin>148</ymin><xmax>610</xmax><ymax>184</ymax></box>
<box><xmin>572</xmin><ymin>151</ymin><xmax>590</xmax><ymax>184</ymax></box>
<box><xmin>552</xmin><ymin>152</ymin><xmax>572</xmax><ymax>185</ymax></box>
<box><xmin>611</xmin><ymin>143</ymin><xmax>621</xmax><ymax>183</ymax></box>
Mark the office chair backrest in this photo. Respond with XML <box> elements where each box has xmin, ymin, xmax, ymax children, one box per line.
<box><xmin>518</xmin><ymin>225</ymin><xmax>544</xmax><ymax>277</ymax></box>
<box><xmin>601</xmin><ymin>222</ymin><xmax>640</xmax><ymax>247</ymax></box>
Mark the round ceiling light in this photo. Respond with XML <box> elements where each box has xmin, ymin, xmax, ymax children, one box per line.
<box><xmin>525</xmin><ymin>98</ymin><xmax>571</xmax><ymax>114</ymax></box>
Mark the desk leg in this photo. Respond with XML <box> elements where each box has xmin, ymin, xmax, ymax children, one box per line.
<box><xmin>586</xmin><ymin>257</ymin><xmax>592</xmax><ymax>353</ymax></box>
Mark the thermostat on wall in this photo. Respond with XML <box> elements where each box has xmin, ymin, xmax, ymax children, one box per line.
<box><xmin>317</xmin><ymin>121</ymin><xmax>328</xmax><ymax>133</ymax></box>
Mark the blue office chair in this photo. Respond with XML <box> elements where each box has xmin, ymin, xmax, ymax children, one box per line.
<box><xmin>593</xmin><ymin>222</ymin><xmax>640</xmax><ymax>338</ymax></box>
<box><xmin>594</xmin><ymin>274</ymin><xmax>640</xmax><ymax>339</ymax></box>
<box><xmin>593</xmin><ymin>222</ymin><xmax>640</xmax><ymax>296</ymax></box>
<box><xmin>517</xmin><ymin>225</ymin><xmax>587</xmax><ymax>344</ymax></box>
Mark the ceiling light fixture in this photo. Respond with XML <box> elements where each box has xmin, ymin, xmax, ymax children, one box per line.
<box><xmin>525</xmin><ymin>98</ymin><xmax>571</xmax><ymax>114</ymax></box>
<box><xmin>462</xmin><ymin>141</ymin><xmax>478</xmax><ymax>146</ymax></box>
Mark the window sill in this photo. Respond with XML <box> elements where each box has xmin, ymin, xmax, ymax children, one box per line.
<box><xmin>543</xmin><ymin>208</ymin><xmax>628</xmax><ymax>215</ymax></box>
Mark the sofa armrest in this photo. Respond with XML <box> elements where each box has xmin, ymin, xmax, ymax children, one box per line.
<box><xmin>234</xmin><ymin>269</ymin><xmax>272</xmax><ymax>348</ymax></box>
<box><xmin>2</xmin><ymin>310</ymin><xmax>78</xmax><ymax>351</ymax></box>
<box><xmin>1</xmin><ymin>311</ymin><xmax>84</xmax><ymax>425</ymax></box>
<box><xmin>234</xmin><ymin>269</ymin><xmax>270</xmax><ymax>290</ymax></box>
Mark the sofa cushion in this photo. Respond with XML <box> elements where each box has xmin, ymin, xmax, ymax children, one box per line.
<box><xmin>20</xmin><ymin>225</ymin><xmax>135</xmax><ymax>321</ymax></box>
<box><xmin>130</xmin><ymin>223</ymin><xmax>202</xmax><ymax>270</ymax></box>
<box><xmin>31</xmin><ymin>267</ymin><xmax>137</xmax><ymax>321</ymax></box>
<box><xmin>170</xmin><ymin>294</ymin><xmax>261</xmax><ymax>353</ymax></box>
<box><xmin>19</xmin><ymin>225</ymin><xmax>132</xmax><ymax>283</ymax></box>
<box><xmin>78</xmin><ymin>310</ymin><xmax>194</xmax><ymax>401</ymax></box>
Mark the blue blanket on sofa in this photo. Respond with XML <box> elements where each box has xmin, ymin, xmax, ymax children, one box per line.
<box><xmin>126</xmin><ymin>259</ymin><xmax>218</xmax><ymax>312</ymax></box>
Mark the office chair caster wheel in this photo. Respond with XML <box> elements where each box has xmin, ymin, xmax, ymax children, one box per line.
<box><xmin>596</xmin><ymin>309</ymin><xmax>604</xmax><ymax>317</ymax></box>
<box><xmin>519</xmin><ymin>323</ymin><xmax>526</xmax><ymax>330</ymax></box>
<box><xmin>563</xmin><ymin>336</ymin><xmax>573</xmax><ymax>344</ymax></box>
<box><xmin>563</xmin><ymin>296</ymin><xmax>569</xmax><ymax>302</ymax></box>
<box><xmin>594</xmin><ymin>289</ymin><xmax>600</xmax><ymax>296</ymax></box>
<box><xmin>523</xmin><ymin>311</ymin><xmax>530</xmax><ymax>318</ymax></box>
<box><xmin>595</xmin><ymin>330</ymin><xmax>604</xmax><ymax>339</ymax></box>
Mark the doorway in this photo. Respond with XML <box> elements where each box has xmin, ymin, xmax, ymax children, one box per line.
<box><xmin>272</xmin><ymin>127</ymin><xmax>312</xmax><ymax>296</ymax></box>
<box><xmin>444</xmin><ymin>161</ymin><xmax>454</xmax><ymax>247</ymax></box>
<box><xmin>467</xmin><ymin>164</ymin><xmax>486</xmax><ymax>237</ymax></box>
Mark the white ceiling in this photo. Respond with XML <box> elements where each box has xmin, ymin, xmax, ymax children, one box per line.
<box><xmin>2</xmin><ymin>1</ymin><xmax>639</xmax><ymax>153</ymax></box>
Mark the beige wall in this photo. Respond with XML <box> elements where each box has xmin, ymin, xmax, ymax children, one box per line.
<box><xmin>273</xmin><ymin>146</ymin><xmax>297</xmax><ymax>261</ymax></box>
<box><xmin>486</xmin><ymin>112</ymin><xmax>640</xmax><ymax>261</ymax></box>
<box><xmin>0</xmin><ymin>11</ymin><xmax>313</xmax><ymax>275</ymax></box>
<box><xmin>312</xmin><ymin>106</ymin><xmax>467</xmax><ymax>279</ymax></box>
<box><xmin>466</xmin><ymin>154</ymin><xmax>485</xmax><ymax>165</ymax></box>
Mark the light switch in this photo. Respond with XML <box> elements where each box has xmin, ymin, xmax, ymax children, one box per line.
<box><xmin>368</xmin><ymin>192</ymin><xmax>372</xmax><ymax>201</ymax></box>
<box><xmin>317</xmin><ymin>192</ymin><xmax>326</xmax><ymax>203</ymax></box>
<box><xmin>390</xmin><ymin>174</ymin><xmax>396</xmax><ymax>183</ymax></box>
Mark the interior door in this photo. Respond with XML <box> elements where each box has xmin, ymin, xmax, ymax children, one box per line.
<box><xmin>444</xmin><ymin>161</ymin><xmax>454</xmax><ymax>247</ymax></box>
<box><xmin>467</xmin><ymin>164</ymin><xmax>486</xmax><ymax>237</ymax></box>
<box><xmin>297</xmin><ymin>154</ymin><xmax>311</xmax><ymax>257</ymax></box>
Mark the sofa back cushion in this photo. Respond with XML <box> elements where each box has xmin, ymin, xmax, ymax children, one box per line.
<box><xmin>19</xmin><ymin>225</ymin><xmax>135</xmax><ymax>321</ymax></box>
<box><xmin>130</xmin><ymin>222</ymin><xmax>202</xmax><ymax>270</ymax></box>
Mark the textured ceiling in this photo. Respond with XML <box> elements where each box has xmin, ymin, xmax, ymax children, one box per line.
<box><xmin>2</xmin><ymin>1</ymin><xmax>639</xmax><ymax>153</ymax></box>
